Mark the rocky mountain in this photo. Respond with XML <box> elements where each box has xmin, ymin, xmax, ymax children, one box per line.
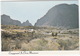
<box><xmin>1</xmin><ymin>14</ymin><xmax>32</xmax><ymax>26</ymax></box>
<box><xmin>1</xmin><ymin>14</ymin><xmax>22</xmax><ymax>26</ymax></box>
<box><xmin>22</xmin><ymin>20</ymin><xmax>32</xmax><ymax>26</ymax></box>
<box><xmin>35</xmin><ymin>4</ymin><xmax>79</xmax><ymax>29</ymax></box>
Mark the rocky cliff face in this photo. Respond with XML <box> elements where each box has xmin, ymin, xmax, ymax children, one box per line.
<box><xmin>35</xmin><ymin>4</ymin><xmax>79</xmax><ymax>29</ymax></box>
<box><xmin>1</xmin><ymin>14</ymin><xmax>32</xmax><ymax>26</ymax></box>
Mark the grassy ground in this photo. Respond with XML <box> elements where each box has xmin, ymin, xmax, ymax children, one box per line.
<box><xmin>1</xmin><ymin>25</ymin><xmax>79</xmax><ymax>51</ymax></box>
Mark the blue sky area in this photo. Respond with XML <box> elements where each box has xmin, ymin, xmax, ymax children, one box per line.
<box><xmin>1</xmin><ymin>1</ymin><xmax>78</xmax><ymax>25</ymax></box>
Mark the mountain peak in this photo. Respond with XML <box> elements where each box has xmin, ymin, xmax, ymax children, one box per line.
<box><xmin>35</xmin><ymin>4</ymin><xmax>78</xmax><ymax>29</ymax></box>
<box><xmin>22</xmin><ymin>20</ymin><xmax>32</xmax><ymax>26</ymax></box>
<box><xmin>26</xmin><ymin>20</ymin><xmax>29</xmax><ymax>22</ymax></box>
<box><xmin>1</xmin><ymin>14</ymin><xmax>10</xmax><ymax>19</ymax></box>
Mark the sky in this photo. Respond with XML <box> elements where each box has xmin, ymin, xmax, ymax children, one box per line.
<box><xmin>1</xmin><ymin>1</ymin><xmax>78</xmax><ymax>25</ymax></box>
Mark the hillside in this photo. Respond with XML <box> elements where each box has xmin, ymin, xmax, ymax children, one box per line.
<box><xmin>35</xmin><ymin>4</ymin><xmax>79</xmax><ymax>29</ymax></box>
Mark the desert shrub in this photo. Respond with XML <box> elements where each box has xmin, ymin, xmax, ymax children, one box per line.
<box><xmin>1</xmin><ymin>25</ymin><xmax>7</xmax><ymax>29</ymax></box>
<box><xmin>68</xmin><ymin>30</ymin><xmax>78</xmax><ymax>34</ymax></box>
<box><xmin>21</xmin><ymin>38</ymin><xmax>60</xmax><ymax>51</ymax></box>
<box><xmin>16</xmin><ymin>32</ymin><xmax>24</xmax><ymax>37</ymax></box>
<box><xmin>1</xmin><ymin>31</ymin><xmax>17</xmax><ymax>39</ymax></box>
<box><xmin>27</xmin><ymin>32</ymin><xmax>33</xmax><ymax>37</ymax></box>
<box><xmin>2</xmin><ymin>38</ymin><xmax>11</xmax><ymax>51</ymax></box>
<box><xmin>57</xmin><ymin>39</ymin><xmax>79</xmax><ymax>50</ymax></box>
<box><xmin>52</xmin><ymin>32</ymin><xmax>57</xmax><ymax>36</ymax></box>
<box><xmin>2</xmin><ymin>37</ymin><xmax>22</xmax><ymax>51</ymax></box>
<box><xmin>1</xmin><ymin>25</ymin><xmax>23</xmax><ymax>29</ymax></box>
<box><xmin>2</xmin><ymin>31</ymin><xmax>12</xmax><ymax>38</ymax></box>
<box><xmin>20</xmin><ymin>38</ymin><xmax>48</xmax><ymax>51</ymax></box>
<box><xmin>37</xmin><ymin>38</ymin><xmax>48</xmax><ymax>46</ymax></box>
<box><xmin>25</xmin><ymin>31</ymin><xmax>40</xmax><ymax>42</ymax></box>
<box><xmin>33</xmin><ymin>33</ymin><xmax>41</xmax><ymax>38</ymax></box>
<box><xmin>15</xmin><ymin>42</ymin><xmax>21</xmax><ymax>50</ymax></box>
<box><xmin>47</xmin><ymin>40</ymin><xmax>60</xmax><ymax>50</ymax></box>
<box><xmin>57</xmin><ymin>39</ymin><xmax>67</xmax><ymax>50</ymax></box>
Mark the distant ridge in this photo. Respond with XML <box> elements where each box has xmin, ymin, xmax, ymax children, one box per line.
<box><xmin>1</xmin><ymin>14</ymin><xmax>32</xmax><ymax>26</ymax></box>
<box><xmin>22</xmin><ymin>20</ymin><xmax>32</xmax><ymax>26</ymax></box>
<box><xmin>35</xmin><ymin>4</ymin><xmax>79</xmax><ymax>29</ymax></box>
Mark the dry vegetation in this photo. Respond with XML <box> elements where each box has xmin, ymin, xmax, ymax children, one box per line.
<box><xmin>1</xmin><ymin>25</ymin><xmax>79</xmax><ymax>51</ymax></box>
